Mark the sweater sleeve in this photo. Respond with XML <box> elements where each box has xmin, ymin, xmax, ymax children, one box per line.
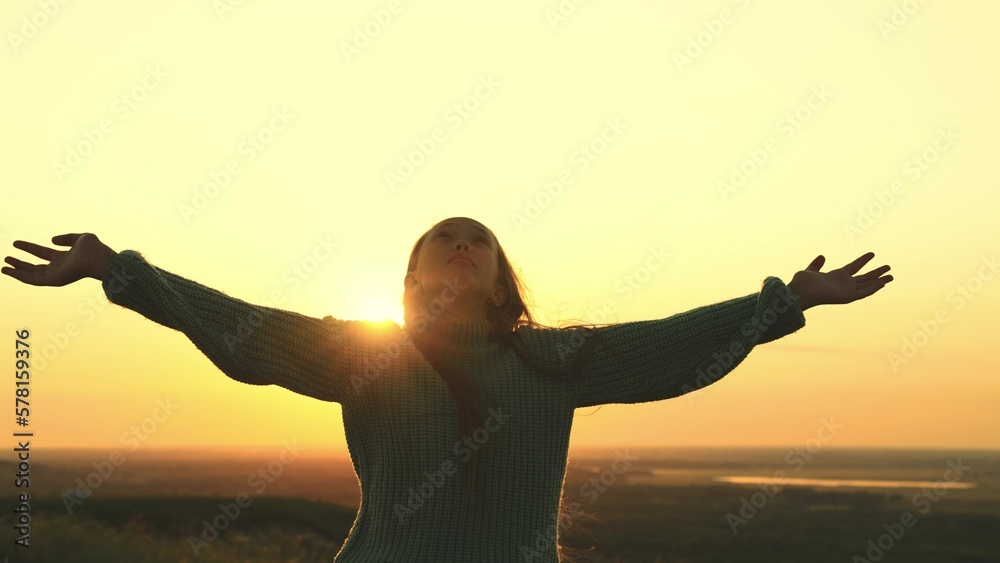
<box><xmin>518</xmin><ymin>276</ymin><xmax>806</xmax><ymax>408</ymax></box>
<box><xmin>101</xmin><ymin>249</ymin><xmax>370</xmax><ymax>404</ymax></box>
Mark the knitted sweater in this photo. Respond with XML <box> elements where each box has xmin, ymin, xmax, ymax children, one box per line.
<box><xmin>101</xmin><ymin>249</ymin><xmax>806</xmax><ymax>562</ymax></box>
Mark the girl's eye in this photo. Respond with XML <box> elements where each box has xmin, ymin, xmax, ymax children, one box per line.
<box><xmin>436</xmin><ymin>231</ymin><xmax>488</xmax><ymax>245</ymax></box>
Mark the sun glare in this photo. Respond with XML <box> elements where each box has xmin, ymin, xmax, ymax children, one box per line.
<box><xmin>360</xmin><ymin>295</ymin><xmax>405</xmax><ymax>325</ymax></box>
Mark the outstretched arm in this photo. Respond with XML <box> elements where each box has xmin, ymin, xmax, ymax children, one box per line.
<box><xmin>4</xmin><ymin>233</ymin><xmax>367</xmax><ymax>404</ymax></box>
<box><xmin>564</xmin><ymin>276</ymin><xmax>807</xmax><ymax>408</ymax></box>
<box><xmin>513</xmin><ymin>252</ymin><xmax>893</xmax><ymax>409</ymax></box>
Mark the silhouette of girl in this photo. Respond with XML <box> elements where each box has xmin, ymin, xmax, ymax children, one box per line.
<box><xmin>2</xmin><ymin>219</ymin><xmax>893</xmax><ymax>561</ymax></box>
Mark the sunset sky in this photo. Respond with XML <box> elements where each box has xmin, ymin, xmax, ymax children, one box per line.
<box><xmin>1</xmin><ymin>1</ymin><xmax>997</xmax><ymax>455</ymax></box>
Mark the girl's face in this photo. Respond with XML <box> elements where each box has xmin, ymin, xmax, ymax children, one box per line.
<box><xmin>405</xmin><ymin>217</ymin><xmax>505</xmax><ymax>317</ymax></box>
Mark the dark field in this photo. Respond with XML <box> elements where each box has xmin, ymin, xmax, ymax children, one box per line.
<box><xmin>2</xmin><ymin>447</ymin><xmax>998</xmax><ymax>562</ymax></box>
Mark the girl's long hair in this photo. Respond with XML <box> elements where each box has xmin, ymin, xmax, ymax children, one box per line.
<box><xmin>401</xmin><ymin>219</ymin><xmax>628</xmax><ymax>561</ymax></box>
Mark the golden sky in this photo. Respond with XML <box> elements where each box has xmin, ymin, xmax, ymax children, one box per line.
<box><xmin>1</xmin><ymin>0</ymin><xmax>997</xmax><ymax>454</ymax></box>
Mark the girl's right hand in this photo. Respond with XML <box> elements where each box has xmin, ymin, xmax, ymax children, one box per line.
<box><xmin>2</xmin><ymin>233</ymin><xmax>117</xmax><ymax>287</ymax></box>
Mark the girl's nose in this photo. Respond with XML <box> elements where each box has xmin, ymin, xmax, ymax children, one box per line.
<box><xmin>455</xmin><ymin>240</ymin><xmax>470</xmax><ymax>250</ymax></box>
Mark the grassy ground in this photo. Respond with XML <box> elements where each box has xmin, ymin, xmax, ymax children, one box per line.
<box><xmin>1</xmin><ymin>486</ymin><xmax>997</xmax><ymax>562</ymax></box>
<box><xmin>557</xmin><ymin>484</ymin><xmax>1000</xmax><ymax>562</ymax></box>
<box><xmin>0</xmin><ymin>496</ymin><xmax>356</xmax><ymax>562</ymax></box>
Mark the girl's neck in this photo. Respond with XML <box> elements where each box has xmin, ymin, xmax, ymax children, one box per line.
<box><xmin>406</xmin><ymin>315</ymin><xmax>492</xmax><ymax>349</ymax></box>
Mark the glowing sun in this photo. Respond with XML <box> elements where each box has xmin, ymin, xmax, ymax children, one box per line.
<box><xmin>359</xmin><ymin>295</ymin><xmax>405</xmax><ymax>325</ymax></box>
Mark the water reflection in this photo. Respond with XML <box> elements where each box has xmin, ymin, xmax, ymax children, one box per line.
<box><xmin>712</xmin><ymin>476</ymin><xmax>977</xmax><ymax>489</ymax></box>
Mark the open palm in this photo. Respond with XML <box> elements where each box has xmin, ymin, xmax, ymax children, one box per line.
<box><xmin>2</xmin><ymin>233</ymin><xmax>110</xmax><ymax>287</ymax></box>
<box><xmin>790</xmin><ymin>252</ymin><xmax>893</xmax><ymax>307</ymax></box>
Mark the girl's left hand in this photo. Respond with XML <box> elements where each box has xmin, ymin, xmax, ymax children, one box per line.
<box><xmin>788</xmin><ymin>252</ymin><xmax>893</xmax><ymax>309</ymax></box>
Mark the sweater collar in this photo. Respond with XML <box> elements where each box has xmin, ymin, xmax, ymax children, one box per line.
<box><xmin>406</xmin><ymin>317</ymin><xmax>493</xmax><ymax>349</ymax></box>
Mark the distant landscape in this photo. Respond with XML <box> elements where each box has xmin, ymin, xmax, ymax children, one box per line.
<box><xmin>2</xmin><ymin>447</ymin><xmax>998</xmax><ymax>562</ymax></box>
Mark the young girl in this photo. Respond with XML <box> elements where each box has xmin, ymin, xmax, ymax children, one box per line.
<box><xmin>2</xmin><ymin>219</ymin><xmax>893</xmax><ymax>562</ymax></box>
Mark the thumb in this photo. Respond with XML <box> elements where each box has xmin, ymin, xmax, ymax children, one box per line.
<box><xmin>51</xmin><ymin>233</ymin><xmax>85</xmax><ymax>247</ymax></box>
<box><xmin>805</xmin><ymin>255</ymin><xmax>825</xmax><ymax>272</ymax></box>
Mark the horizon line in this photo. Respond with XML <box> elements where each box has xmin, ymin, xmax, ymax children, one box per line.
<box><xmin>10</xmin><ymin>444</ymin><xmax>1000</xmax><ymax>454</ymax></box>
